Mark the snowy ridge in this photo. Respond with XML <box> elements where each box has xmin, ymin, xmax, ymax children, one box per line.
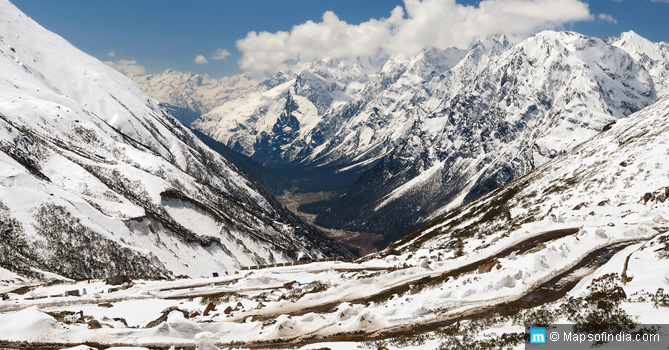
<box><xmin>0</xmin><ymin>0</ymin><xmax>353</xmax><ymax>280</ymax></box>
<box><xmin>387</xmin><ymin>94</ymin><xmax>669</xmax><ymax>255</ymax></box>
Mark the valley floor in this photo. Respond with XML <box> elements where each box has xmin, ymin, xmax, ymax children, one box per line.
<box><xmin>278</xmin><ymin>192</ymin><xmax>384</xmax><ymax>255</ymax></box>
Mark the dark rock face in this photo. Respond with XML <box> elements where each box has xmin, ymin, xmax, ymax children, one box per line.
<box><xmin>203</xmin><ymin>303</ymin><xmax>217</xmax><ymax>316</ymax></box>
<box><xmin>254</xmin><ymin>92</ymin><xmax>302</xmax><ymax>166</ymax></box>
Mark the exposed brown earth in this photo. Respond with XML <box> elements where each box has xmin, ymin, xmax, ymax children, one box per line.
<box><xmin>278</xmin><ymin>191</ymin><xmax>384</xmax><ymax>255</ymax></box>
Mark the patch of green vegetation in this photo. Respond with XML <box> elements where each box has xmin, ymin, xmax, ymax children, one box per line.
<box><xmin>33</xmin><ymin>203</ymin><xmax>169</xmax><ymax>279</ymax></box>
<box><xmin>512</xmin><ymin>305</ymin><xmax>556</xmax><ymax>327</ymax></box>
<box><xmin>435</xmin><ymin>321</ymin><xmax>524</xmax><ymax>350</ymax></box>
<box><xmin>651</xmin><ymin>288</ymin><xmax>669</xmax><ymax>308</ymax></box>
<box><xmin>634</xmin><ymin>287</ymin><xmax>669</xmax><ymax>308</ymax></box>
<box><xmin>359</xmin><ymin>334</ymin><xmax>430</xmax><ymax>349</ymax></box>
<box><xmin>359</xmin><ymin>320</ymin><xmax>523</xmax><ymax>350</ymax></box>
<box><xmin>561</xmin><ymin>273</ymin><xmax>637</xmax><ymax>338</ymax></box>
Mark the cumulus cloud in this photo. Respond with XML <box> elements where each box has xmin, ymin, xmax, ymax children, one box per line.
<box><xmin>597</xmin><ymin>13</ymin><xmax>617</xmax><ymax>24</ymax></box>
<box><xmin>107</xmin><ymin>50</ymin><xmax>115</xmax><ymax>57</ymax></box>
<box><xmin>195</xmin><ymin>55</ymin><xmax>208</xmax><ymax>64</ymax></box>
<box><xmin>212</xmin><ymin>48</ymin><xmax>231</xmax><ymax>60</ymax></box>
<box><xmin>103</xmin><ymin>59</ymin><xmax>146</xmax><ymax>75</ymax></box>
<box><xmin>236</xmin><ymin>0</ymin><xmax>593</xmax><ymax>76</ymax></box>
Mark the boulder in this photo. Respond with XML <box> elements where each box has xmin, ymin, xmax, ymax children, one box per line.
<box><xmin>105</xmin><ymin>275</ymin><xmax>132</xmax><ymax>286</ymax></box>
<box><xmin>478</xmin><ymin>258</ymin><xmax>500</xmax><ymax>273</ymax></box>
<box><xmin>203</xmin><ymin>303</ymin><xmax>217</xmax><ymax>316</ymax></box>
<box><xmin>144</xmin><ymin>307</ymin><xmax>190</xmax><ymax>328</ymax></box>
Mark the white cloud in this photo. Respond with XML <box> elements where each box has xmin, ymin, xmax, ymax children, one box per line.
<box><xmin>107</xmin><ymin>50</ymin><xmax>115</xmax><ymax>57</ymax></box>
<box><xmin>212</xmin><ymin>48</ymin><xmax>231</xmax><ymax>60</ymax></box>
<box><xmin>236</xmin><ymin>0</ymin><xmax>593</xmax><ymax>76</ymax></box>
<box><xmin>103</xmin><ymin>59</ymin><xmax>146</xmax><ymax>75</ymax></box>
<box><xmin>195</xmin><ymin>54</ymin><xmax>208</xmax><ymax>64</ymax></box>
<box><xmin>597</xmin><ymin>13</ymin><xmax>617</xmax><ymax>24</ymax></box>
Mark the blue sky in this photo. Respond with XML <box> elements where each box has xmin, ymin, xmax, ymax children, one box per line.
<box><xmin>11</xmin><ymin>0</ymin><xmax>669</xmax><ymax>78</ymax></box>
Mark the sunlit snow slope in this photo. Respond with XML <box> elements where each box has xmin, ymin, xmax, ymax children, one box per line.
<box><xmin>0</xmin><ymin>0</ymin><xmax>353</xmax><ymax>280</ymax></box>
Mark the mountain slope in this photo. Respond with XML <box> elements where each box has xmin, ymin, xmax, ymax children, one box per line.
<box><xmin>0</xmin><ymin>0</ymin><xmax>354</xmax><ymax>280</ymax></box>
<box><xmin>386</xmin><ymin>94</ymin><xmax>669</xmax><ymax>257</ymax></box>
<box><xmin>193</xmin><ymin>48</ymin><xmax>467</xmax><ymax>169</ymax></box>
<box><xmin>610</xmin><ymin>30</ymin><xmax>669</xmax><ymax>96</ymax></box>
<box><xmin>304</xmin><ymin>31</ymin><xmax>656</xmax><ymax>244</ymax></box>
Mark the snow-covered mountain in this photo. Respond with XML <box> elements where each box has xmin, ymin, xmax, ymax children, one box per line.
<box><xmin>307</xmin><ymin>31</ymin><xmax>658</xmax><ymax>244</ymax></box>
<box><xmin>0</xmin><ymin>0</ymin><xmax>354</xmax><ymax>280</ymax></box>
<box><xmin>191</xmin><ymin>30</ymin><xmax>666</xmax><ymax>244</ymax></box>
<box><xmin>193</xmin><ymin>48</ymin><xmax>467</xmax><ymax>168</ymax></box>
<box><xmin>131</xmin><ymin>70</ymin><xmax>258</xmax><ymax>125</ymax></box>
<box><xmin>2</xmin><ymin>95</ymin><xmax>667</xmax><ymax>350</ymax></box>
<box><xmin>385</xmin><ymin>93</ymin><xmax>669</xmax><ymax>258</ymax></box>
<box><xmin>131</xmin><ymin>69</ymin><xmax>259</xmax><ymax>115</ymax></box>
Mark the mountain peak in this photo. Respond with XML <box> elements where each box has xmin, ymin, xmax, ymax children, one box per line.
<box><xmin>620</xmin><ymin>30</ymin><xmax>645</xmax><ymax>41</ymax></box>
<box><xmin>611</xmin><ymin>30</ymin><xmax>662</xmax><ymax>61</ymax></box>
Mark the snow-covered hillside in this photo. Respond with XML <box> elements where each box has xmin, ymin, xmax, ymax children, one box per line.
<box><xmin>1</xmin><ymin>94</ymin><xmax>667</xmax><ymax>350</ymax></box>
<box><xmin>189</xmin><ymin>30</ymin><xmax>668</xmax><ymax>244</ymax></box>
<box><xmin>0</xmin><ymin>0</ymin><xmax>353</xmax><ymax>280</ymax></box>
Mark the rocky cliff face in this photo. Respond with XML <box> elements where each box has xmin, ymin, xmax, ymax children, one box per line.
<box><xmin>0</xmin><ymin>0</ymin><xmax>354</xmax><ymax>280</ymax></box>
